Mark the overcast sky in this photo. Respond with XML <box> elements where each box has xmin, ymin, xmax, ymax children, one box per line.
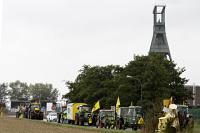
<box><xmin>0</xmin><ymin>0</ymin><xmax>199</xmax><ymax>97</ymax></box>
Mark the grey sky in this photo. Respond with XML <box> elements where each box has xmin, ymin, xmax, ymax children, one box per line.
<box><xmin>0</xmin><ymin>0</ymin><xmax>199</xmax><ymax>97</ymax></box>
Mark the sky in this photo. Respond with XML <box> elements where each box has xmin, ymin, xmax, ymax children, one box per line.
<box><xmin>0</xmin><ymin>0</ymin><xmax>199</xmax><ymax>98</ymax></box>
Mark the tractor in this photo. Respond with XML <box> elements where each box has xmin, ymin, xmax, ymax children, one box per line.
<box><xmin>28</xmin><ymin>102</ymin><xmax>43</xmax><ymax>120</ymax></box>
<box><xmin>98</xmin><ymin>109</ymin><xmax>115</xmax><ymax>129</ymax></box>
<box><xmin>75</xmin><ymin>105</ymin><xmax>91</xmax><ymax>126</ymax></box>
<box><xmin>117</xmin><ymin>106</ymin><xmax>144</xmax><ymax>130</ymax></box>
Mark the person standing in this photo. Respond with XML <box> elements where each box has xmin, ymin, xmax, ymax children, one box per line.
<box><xmin>166</xmin><ymin>104</ymin><xmax>180</xmax><ymax>133</ymax></box>
<box><xmin>187</xmin><ymin>115</ymin><xmax>194</xmax><ymax>133</ymax></box>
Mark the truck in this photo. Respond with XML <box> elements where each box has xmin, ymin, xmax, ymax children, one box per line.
<box><xmin>66</xmin><ymin>103</ymin><xmax>89</xmax><ymax>124</ymax></box>
<box><xmin>117</xmin><ymin>106</ymin><xmax>144</xmax><ymax>130</ymax></box>
<box><xmin>27</xmin><ymin>102</ymin><xmax>43</xmax><ymax>120</ymax></box>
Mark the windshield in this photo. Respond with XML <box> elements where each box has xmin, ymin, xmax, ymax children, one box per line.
<box><xmin>128</xmin><ymin>107</ymin><xmax>142</xmax><ymax>117</ymax></box>
<box><xmin>120</xmin><ymin>108</ymin><xmax>129</xmax><ymax>117</ymax></box>
<box><xmin>80</xmin><ymin>106</ymin><xmax>91</xmax><ymax>112</ymax></box>
<box><xmin>49</xmin><ymin>113</ymin><xmax>57</xmax><ymax>116</ymax></box>
<box><xmin>100</xmin><ymin>111</ymin><xmax>115</xmax><ymax>117</ymax></box>
<box><xmin>31</xmin><ymin>104</ymin><xmax>40</xmax><ymax>109</ymax></box>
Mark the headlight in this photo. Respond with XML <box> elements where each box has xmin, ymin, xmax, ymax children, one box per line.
<box><xmin>35</xmin><ymin>108</ymin><xmax>40</xmax><ymax>111</ymax></box>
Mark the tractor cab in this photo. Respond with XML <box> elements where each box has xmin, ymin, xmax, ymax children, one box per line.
<box><xmin>118</xmin><ymin>106</ymin><xmax>143</xmax><ymax>130</ymax></box>
<box><xmin>98</xmin><ymin>109</ymin><xmax>115</xmax><ymax>128</ymax></box>
<box><xmin>75</xmin><ymin>105</ymin><xmax>91</xmax><ymax>125</ymax></box>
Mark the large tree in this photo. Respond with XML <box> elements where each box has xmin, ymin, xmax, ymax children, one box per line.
<box><xmin>29</xmin><ymin>83</ymin><xmax>59</xmax><ymax>101</ymax></box>
<box><xmin>0</xmin><ymin>83</ymin><xmax>8</xmax><ymax>104</ymax></box>
<box><xmin>65</xmin><ymin>65</ymin><xmax>123</xmax><ymax>108</ymax></box>
<box><xmin>9</xmin><ymin>81</ymin><xmax>30</xmax><ymax>100</ymax></box>
<box><xmin>65</xmin><ymin>54</ymin><xmax>192</xmax><ymax>109</ymax></box>
<box><xmin>117</xmin><ymin>54</ymin><xmax>192</xmax><ymax>133</ymax></box>
<box><xmin>122</xmin><ymin>53</ymin><xmax>192</xmax><ymax>106</ymax></box>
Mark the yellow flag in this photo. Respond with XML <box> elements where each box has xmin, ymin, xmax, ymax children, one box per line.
<box><xmin>163</xmin><ymin>99</ymin><xmax>170</xmax><ymax>107</ymax></box>
<box><xmin>92</xmin><ymin>101</ymin><xmax>100</xmax><ymax>112</ymax></box>
<box><xmin>116</xmin><ymin>96</ymin><xmax>120</xmax><ymax>114</ymax></box>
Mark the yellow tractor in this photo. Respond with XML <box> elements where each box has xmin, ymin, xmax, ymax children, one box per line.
<box><xmin>28</xmin><ymin>102</ymin><xmax>43</xmax><ymax>120</ymax></box>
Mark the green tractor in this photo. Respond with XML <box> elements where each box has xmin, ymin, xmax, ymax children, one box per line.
<box><xmin>28</xmin><ymin>102</ymin><xmax>43</xmax><ymax>120</ymax></box>
<box><xmin>98</xmin><ymin>109</ymin><xmax>115</xmax><ymax>129</ymax></box>
<box><xmin>75</xmin><ymin>105</ymin><xmax>91</xmax><ymax>126</ymax></box>
<box><xmin>117</xmin><ymin>106</ymin><xmax>144</xmax><ymax>130</ymax></box>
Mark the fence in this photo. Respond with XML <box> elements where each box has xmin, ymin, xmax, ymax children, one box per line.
<box><xmin>189</xmin><ymin>108</ymin><xmax>200</xmax><ymax>120</ymax></box>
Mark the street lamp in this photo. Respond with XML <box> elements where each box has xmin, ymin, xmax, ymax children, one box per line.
<box><xmin>126</xmin><ymin>75</ymin><xmax>142</xmax><ymax>101</ymax></box>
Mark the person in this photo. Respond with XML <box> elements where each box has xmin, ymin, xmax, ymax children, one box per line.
<box><xmin>62</xmin><ymin>111</ymin><xmax>67</xmax><ymax>123</ymax></box>
<box><xmin>18</xmin><ymin>105</ymin><xmax>24</xmax><ymax>119</ymax></box>
<box><xmin>187</xmin><ymin>115</ymin><xmax>194</xmax><ymax>133</ymax></box>
<box><xmin>178</xmin><ymin>111</ymin><xmax>187</xmax><ymax>132</ymax></box>
<box><xmin>165</xmin><ymin>104</ymin><xmax>180</xmax><ymax>133</ymax></box>
<box><xmin>157</xmin><ymin>104</ymin><xmax>180</xmax><ymax>133</ymax></box>
<box><xmin>0</xmin><ymin>106</ymin><xmax>3</xmax><ymax>117</ymax></box>
<box><xmin>88</xmin><ymin>114</ymin><xmax>92</xmax><ymax>126</ymax></box>
<box><xmin>118</xmin><ymin>117</ymin><xmax>124</xmax><ymax>129</ymax></box>
<box><xmin>96</xmin><ymin>114</ymin><xmax>100</xmax><ymax>128</ymax></box>
<box><xmin>92</xmin><ymin>113</ymin><xmax>97</xmax><ymax>126</ymax></box>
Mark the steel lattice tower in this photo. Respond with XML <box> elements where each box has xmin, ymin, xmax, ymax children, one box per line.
<box><xmin>149</xmin><ymin>5</ymin><xmax>172</xmax><ymax>60</ymax></box>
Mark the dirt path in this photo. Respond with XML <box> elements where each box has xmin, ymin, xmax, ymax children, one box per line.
<box><xmin>0</xmin><ymin>117</ymin><xmax>99</xmax><ymax>133</ymax></box>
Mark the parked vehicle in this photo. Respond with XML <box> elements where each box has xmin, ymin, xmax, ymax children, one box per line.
<box><xmin>28</xmin><ymin>102</ymin><xmax>43</xmax><ymax>120</ymax></box>
<box><xmin>98</xmin><ymin>109</ymin><xmax>115</xmax><ymax>129</ymax></box>
<box><xmin>117</xmin><ymin>106</ymin><xmax>144</xmax><ymax>130</ymax></box>
<box><xmin>66</xmin><ymin>103</ymin><xmax>87</xmax><ymax>124</ymax></box>
<box><xmin>75</xmin><ymin>105</ymin><xmax>91</xmax><ymax>126</ymax></box>
<box><xmin>47</xmin><ymin>112</ymin><xmax>57</xmax><ymax>122</ymax></box>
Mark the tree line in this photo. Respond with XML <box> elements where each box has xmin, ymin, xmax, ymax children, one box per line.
<box><xmin>0</xmin><ymin>80</ymin><xmax>59</xmax><ymax>104</ymax></box>
<box><xmin>64</xmin><ymin>54</ymin><xmax>193</xmax><ymax>109</ymax></box>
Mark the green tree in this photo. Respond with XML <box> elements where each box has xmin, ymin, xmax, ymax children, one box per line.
<box><xmin>122</xmin><ymin>54</ymin><xmax>192</xmax><ymax>133</ymax></box>
<box><xmin>123</xmin><ymin>54</ymin><xmax>192</xmax><ymax>107</ymax></box>
<box><xmin>65</xmin><ymin>54</ymin><xmax>192</xmax><ymax>109</ymax></box>
<box><xmin>9</xmin><ymin>81</ymin><xmax>30</xmax><ymax>100</ymax></box>
<box><xmin>0</xmin><ymin>83</ymin><xmax>8</xmax><ymax>104</ymax></box>
<box><xmin>65</xmin><ymin>65</ymin><xmax>123</xmax><ymax>108</ymax></box>
<box><xmin>29</xmin><ymin>83</ymin><xmax>59</xmax><ymax>101</ymax></box>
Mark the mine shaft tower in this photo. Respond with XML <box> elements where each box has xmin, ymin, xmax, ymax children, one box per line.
<box><xmin>149</xmin><ymin>5</ymin><xmax>172</xmax><ymax>60</ymax></box>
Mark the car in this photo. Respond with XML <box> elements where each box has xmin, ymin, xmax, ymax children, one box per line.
<box><xmin>47</xmin><ymin>112</ymin><xmax>57</xmax><ymax>122</ymax></box>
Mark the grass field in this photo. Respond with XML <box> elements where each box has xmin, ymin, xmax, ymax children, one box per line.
<box><xmin>193</xmin><ymin>123</ymin><xmax>200</xmax><ymax>133</ymax></box>
<box><xmin>0</xmin><ymin>116</ymin><xmax>138</xmax><ymax>133</ymax></box>
<box><xmin>0</xmin><ymin>116</ymin><xmax>199</xmax><ymax>133</ymax></box>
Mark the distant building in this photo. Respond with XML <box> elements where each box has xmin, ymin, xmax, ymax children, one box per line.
<box><xmin>186</xmin><ymin>85</ymin><xmax>200</xmax><ymax>106</ymax></box>
<box><xmin>10</xmin><ymin>99</ymin><xmax>29</xmax><ymax>112</ymax></box>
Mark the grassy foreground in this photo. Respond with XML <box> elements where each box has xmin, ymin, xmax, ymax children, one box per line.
<box><xmin>1</xmin><ymin>116</ymin><xmax>199</xmax><ymax>133</ymax></box>
<box><xmin>193</xmin><ymin>123</ymin><xmax>200</xmax><ymax>133</ymax></box>
<box><xmin>0</xmin><ymin>116</ymin><xmax>138</xmax><ymax>133</ymax></box>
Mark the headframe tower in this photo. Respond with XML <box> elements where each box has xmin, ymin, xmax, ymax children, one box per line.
<box><xmin>149</xmin><ymin>5</ymin><xmax>171</xmax><ymax>60</ymax></box>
